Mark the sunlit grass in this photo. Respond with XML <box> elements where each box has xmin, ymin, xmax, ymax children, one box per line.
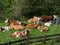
<box><xmin>0</xmin><ymin>23</ymin><xmax>60</xmax><ymax>45</ymax></box>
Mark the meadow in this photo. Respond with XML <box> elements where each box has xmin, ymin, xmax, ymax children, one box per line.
<box><xmin>0</xmin><ymin>23</ymin><xmax>60</xmax><ymax>45</ymax></box>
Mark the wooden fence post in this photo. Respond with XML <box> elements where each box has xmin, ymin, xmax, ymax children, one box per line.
<box><xmin>43</xmin><ymin>35</ymin><xmax>47</xmax><ymax>44</ymax></box>
<box><xmin>26</xmin><ymin>30</ymin><xmax>29</xmax><ymax>45</ymax></box>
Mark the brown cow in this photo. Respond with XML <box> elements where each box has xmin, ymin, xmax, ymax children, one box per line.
<box><xmin>40</xmin><ymin>16</ymin><xmax>54</xmax><ymax>22</ymax></box>
<box><xmin>10</xmin><ymin>23</ymin><xmax>24</xmax><ymax>30</ymax></box>
<box><xmin>25</xmin><ymin>23</ymin><xmax>41</xmax><ymax>29</ymax></box>
<box><xmin>40</xmin><ymin>15</ymin><xmax>57</xmax><ymax>22</ymax></box>
<box><xmin>8</xmin><ymin>19</ymin><xmax>20</xmax><ymax>25</ymax></box>
<box><xmin>7</xmin><ymin>19</ymin><xmax>27</xmax><ymax>26</ymax></box>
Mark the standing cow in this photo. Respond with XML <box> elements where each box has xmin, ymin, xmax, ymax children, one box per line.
<box><xmin>28</xmin><ymin>16</ymin><xmax>40</xmax><ymax>24</ymax></box>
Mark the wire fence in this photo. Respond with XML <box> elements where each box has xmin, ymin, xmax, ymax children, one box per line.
<box><xmin>0</xmin><ymin>30</ymin><xmax>60</xmax><ymax>45</ymax></box>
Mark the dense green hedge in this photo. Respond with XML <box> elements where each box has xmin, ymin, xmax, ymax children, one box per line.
<box><xmin>0</xmin><ymin>0</ymin><xmax>60</xmax><ymax>22</ymax></box>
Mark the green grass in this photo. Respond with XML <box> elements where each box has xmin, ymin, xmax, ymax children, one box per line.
<box><xmin>0</xmin><ymin>23</ymin><xmax>60</xmax><ymax>45</ymax></box>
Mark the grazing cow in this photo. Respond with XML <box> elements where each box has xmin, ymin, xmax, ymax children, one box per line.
<box><xmin>0</xmin><ymin>26</ymin><xmax>11</xmax><ymax>32</ymax></box>
<box><xmin>38</xmin><ymin>26</ymin><xmax>48</xmax><ymax>32</ymax></box>
<box><xmin>28</xmin><ymin>16</ymin><xmax>40</xmax><ymax>24</ymax></box>
<box><xmin>25</xmin><ymin>23</ymin><xmax>41</xmax><ymax>29</ymax></box>
<box><xmin>11</xmin><ymin>29</ymin><xmax>31</xmax><ymax>38</ymax></box>
<box><xmin>10</xmin><ymin>23</ymin><xmax>24</xmax><ymax>30</ymax></box>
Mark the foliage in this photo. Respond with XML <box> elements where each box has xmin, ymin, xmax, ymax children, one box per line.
<box><xmin>21</xmin><ymin>0</ymin><xmax>60</xmax><ymax>19</ymax></box>
<box><xmin>0</xmin><ymin>0</ymin><xmax>60</xmax><ymax>22</ymax></box>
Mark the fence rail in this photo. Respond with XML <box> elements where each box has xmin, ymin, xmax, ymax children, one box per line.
<box><xmin>0</xmin><ymin>31</ymin><xmax>60</xmax><ymax>45</ymax></box>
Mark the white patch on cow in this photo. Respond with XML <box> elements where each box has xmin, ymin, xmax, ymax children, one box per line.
<box><xmin>14</xmin><ymin>32</ymin><xmax>17</xmax><ymax>34</ymax></box>
<box><xmin>15</xmin><ymin>35</ymin><xmax>19</xmax><ymax>38</ymax></box>
<box><xmin>17</xmin><ymin>21</ymin><xmax>21</xmax><ymax>25</ymax></box>
<box><xmin>37</xmin><ymin>26</ymin><xmax>40</xmax><ymax>29</ymax></box>
<box><xmin>53</xmin><ymin>15</ymin><xmax>57</xmax><ymax>20</ymax></box>
<box><xmin>40</xmin><ymin>30</ymin><xmax>43</xmax><ymax>32</ymax></box>
<box><xmin>53</xmin><ymin>15</ymin><xmax>57</xmax><ymax>18</ymax></box>
<box><xmin>25</xmin><ymin>30</ymin><xmax>27</xmax><ymax>35</ymax></box>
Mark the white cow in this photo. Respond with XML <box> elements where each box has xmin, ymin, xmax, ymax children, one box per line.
<box><xmin>44</xmin><ymin>21</ymin><xmax>52</xmax><ymax>27</ymax></box>
<box><xmin>0</xmin><ymin>26</ymin><xmax>11</xmax><ymax>32</ymax></box>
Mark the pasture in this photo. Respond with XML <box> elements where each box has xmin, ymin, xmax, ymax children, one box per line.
<box><xmin>0</xmin><ymin>22</ymin><xmax>60</xmax><ymax>45</ymax></box>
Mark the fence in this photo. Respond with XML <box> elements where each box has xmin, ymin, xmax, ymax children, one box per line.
<box><xmin>56</xmin><ymin>17</ymin><xmax>60</xmax><ymax>24</ymax></box>
<box><xmin>0</xmin><ymin>30</ymin><xmax>60</xmax><ymax>45</ymax></box>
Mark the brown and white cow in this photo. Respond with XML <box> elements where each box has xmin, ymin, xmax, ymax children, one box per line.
<box><xmin>28</xmin><ymin>16</ymin><xmax>40</xmax><ymax>24</ymax></box>
<box><xmin>11</xmin><ymin>29</ymin><xmax>31</xmax><ymax>38</ymax></box>
<box><xmin>10</xmin><ymin>23</ymin><xmax>24</xmax><ymax>30</ymax></box>
<box><xmin>5</xmin><ymin>19</ymin><xmax>21</xmax><ymax>25</ymax></box>
<box><xmin>38</xmin><ymin>26</ymin><xmax>48</xmax><ymax>32</ymax></box>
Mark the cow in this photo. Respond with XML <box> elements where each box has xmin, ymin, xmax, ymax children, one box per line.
<box><xmin>6</xmin><ymin>19</ymin><xmax>27</xmax><ymax>26</ymax></box>
<box><xmin>0</xmin><ymin>26</ymin><xmax>11</xmax><ymax>32</ymax></box>
<box><xmin>11</xmin><ymin>29</ymin><xmax>31</xmax><ymax>38</ymax></box>
<box><xmin>5</xmin><ymin>19</ymin><xmax>21</xmax><ymax>25</ymax></box>
<box><xmin>39</xmin><ymin>15</ymin><xmax>57</xmax><ymax>22</ymax></box>
<box><xmin>25</xmin><ymin>23</ymin><xmax>41</xmax><ymax>29</ymax></box>
<box><xmin>11</xmin><ymin>31</ymin><xmax>19</xmax><ymax>37</ymax></box>
<box><xmin>10</xmin><ymin>23</ymin><xmax>24</xmax><ymax>30</ymax></box>
<box><xmin>28</xmin><ymin>16</ymin><xmax>40</xmax><ymax>24</ymax></box>
<box><xmin>38</xmin><ymin>26</ymin><xmax>48</xmax><ymax>32</ymax></box>
<box><xmin>44</xmin><ymin>21</ymin><xmax>52</xmax><ymax>27</ymax></box>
